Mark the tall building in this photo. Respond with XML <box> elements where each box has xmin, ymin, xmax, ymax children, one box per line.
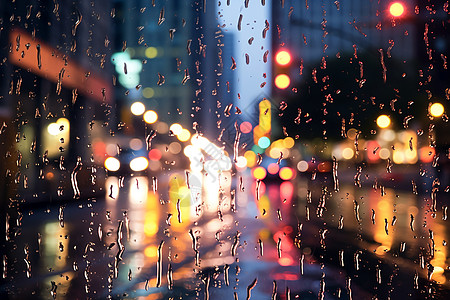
<box><xmin>112</xmin><ymin>0</ymin><xmax>196</xmax><ymax>129</ymax></box>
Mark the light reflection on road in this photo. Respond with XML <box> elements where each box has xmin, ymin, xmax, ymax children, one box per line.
<box><xmin>6</xmin><ymin>170</ymin><xmax>450</xmax><ymax>299</ymax></box>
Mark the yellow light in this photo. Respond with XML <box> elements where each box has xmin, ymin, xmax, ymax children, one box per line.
<box><xmin>279</xmin><ymin>167</ymin><xmax>294</xmax><ymax>180</ymax></box>
<box><xmin>131</xmin><ymin>101</ymin><xmax>145</xmax><ymax>116</ymax></box>
<box><xmin>177</xmin><ymin>129</ymin><xmax>191</xmax><ymax>142</ymax></box>
<box><xmin>129</xmin><ymin>157</ymin><xmax>149</xmax><ymax>172</ymax></box>
<box><xmin>342</xmin><ymin>147</ymin><xmax>354</xmax><ymax>160</ymax></box>
<box><xmin>429</xmin><ymin>103</ymin><xmax>444</xmax><ymax>118</ymax></box>
<box><xmin>244</xmin><ymin>151</ymin><xmax>256</xmax><ymax>168</ymax></box>
<box><xmin>47</xmin><ymin>123</ymin><xmax>60</xmax><ymax>136</ymax></box>
<box><xmin>376</xmin><ymin>115</ymin><xmax>391</xmax><ymax>128</ymax></box>
<box><xmin>252</xmin><ymin>166</ymin><xmax>267</xmax><ymax>180</ymax></box>
<box><xmin>275</xmin><ymin>50</ymin><xmax>291</xmax><ymax>66</ymax></box>
<box><xmin>143</xmin><ymin>110</ymin><xmax>158</xmax><ymax>124</ymax></box>
<box><xmin>142</xmin><ymin>87</ymin><xmax>155</xmax><ymax>98</ymax></box>
<box><xmin>145</xmin><ymin>47</ymin><xmax>158</xmax><ymax>59</ymax></box>
<box><xmin>144</xmin><ymin>245</ymin><xmax>158</xmax><ymax>258</ymax></box>
<box><xmin>274</xmin><ymin>74</ymin><xmax>290</xmax><ymax>89</ymax></box>
<box><xmin>259</xmin><ymin>99</ymin><xmax>271</xmax><ymax>133</ymax></box>
<box><xmin>56</xmin><ymin>118</ymin><xmax>70</xmax><ymax>130</ymax></box>
<box><xmin>389</xmin><ymin>2</ymin><xmax>405</xmax><ymax>17</ymax></box>
<box><xmin>283</xmin><ymin>137</ymin><xmax>295</xmax><ymax>148</ymax></box>
<box><xmin>104</xmin><ymin>157</ymin><xmax>120</xmax><ymax>171</ymax></box>
<box><xmin>170</xmin><ymin>123</ymin><xmax>183</xmax><ymax>135</ymax></box>
<box><xmin>269</xmin><ymin>147</ymin><xmax>281</xmax><ymax>159</ymax></box>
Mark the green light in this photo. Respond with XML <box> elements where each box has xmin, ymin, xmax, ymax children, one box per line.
<box><xmin>251</xmin><ymin>145</ymin><xmax>264</xmax><ymax>154</ymax></box>
<box><xmin>258</xmin><ymin>137</ymin><xmax>271</xmax><ymax>149</ymax></box>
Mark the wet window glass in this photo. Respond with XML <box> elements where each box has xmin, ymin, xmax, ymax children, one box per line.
<box><xmin>1</xmin><ymin>0</ymin><xmax>449</xmax><ymax>299</ymax></box>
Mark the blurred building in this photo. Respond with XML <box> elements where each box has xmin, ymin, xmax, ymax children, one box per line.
<box><xmin>272</xmin><ymin>0</ymin><xmax>417</xmax><ymax>77</ymax></box>
<box><xmin>111</xmin><ymin>0</ymin><xmax>195</xmax><ymax>130</ymax></box>
<box><xmin>0</xmin><ymin>1</ymin><xmax>114</xmax><ymax>201</ymax></box>
<box><xmin>111</xmin><ymin>1</ymin><xmax>237</xmax><ymax>143</ymax></box>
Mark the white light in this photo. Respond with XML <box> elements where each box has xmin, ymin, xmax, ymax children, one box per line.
<box><xmin>297</xmin><ymin>160</ymin><xmax>309</xmax><ymax>172</ymax></box>
<box><xmin>342</xmin><ymin>148</ymin><xmax>354</xmax><ymax>160</ymax></box>
<box><xmin>170</xmin><ymin>123</ymin><xmax>183</xmax><ymax>135</ymax></box>
<box><xmin>143</xmin><ymin>110</ymin><xmax>158</xmax><ymax>124</ymax></box>
<box><xmin>236</xmin><ymin>156</ymin><xmax>247</xmax><ymax>168</ymax></box>
<box><xmin>379</xmin><ymin>129</ymin><xmax>396</xmax><ymax>142</ymax></box>
<box><xmin>104</xmin><ymin>157</ymin><xmax>120</xmax><ymax>172</ymax></box>
<box><xmin>129</xmin><ymin>138</ymin><xmax>143</xmax><ymax>150</ymax></box>
<box><xmin>218</xmin><ymin>156</ymin><xmax>232</xmax><ymax>171</ymax></box>
<box><xmin>131</xmin><ymin>102</ymin><xmax>145</xmax><ymax>116</ymax></box>
<box><xmin>129</xmin><ymin>157</ymin><xmax>149</xmax><ymax>172</ymax></box>
<box><xmin>47</xmin><ymin>123</ymin><xmax>60</xmax><ymax>136</ymax></box>
<box><xmin>119</xmin><ymin>74</ymin><xmax>140</xmax><ymax>89</ymax></box>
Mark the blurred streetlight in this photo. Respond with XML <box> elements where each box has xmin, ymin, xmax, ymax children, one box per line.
<box><xmin>170</xmin><ymin>123</ymin><xmax>183</xmax><ymax>135</ymax></box>
<box><xmin>131</xmin><ymin>101</ymin><xmax>145</xmax><ymax>116</ymax></box>
<box><xmin>177</xmin><ymin>129</ymin><xmax>191</xmax><ymax>142</ymax></box>
<box><xmin>376</xmin><ymin>115</ymin><xmax>391</xmax><ymax>128</ymax></box>
<box><xmin>104</xmin><ymin>157</ymin><xmax>120</xmax><ymax>172</ymax></box>
<box><xmin>389</xmin><ymin>2</ymin><xmax>405</xmax><ymax>17</ymax></box>
<box><xmin>429</xmin><ymin>103</ymin><xmax>444</xmax><ymax>118</ymax></box>
<box><xmin>143</xmin><ymin>110</ymin><xmax>158</xmax><ymax>124</ymax></box>
<box><xmin>129</xmin><ymin>157</ymin><xmax>149</xmax><ymax>172</ymax></box>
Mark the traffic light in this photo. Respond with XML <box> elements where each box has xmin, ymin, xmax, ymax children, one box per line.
<box><xmin>389</xmin><ymin>2</ymin><xmax>405</xmax><ymax>17</ymax></box>
<box><xmin>273</xmin><ymin>49</ymin><xmax>292</xmax><ymax>90</ymax></box>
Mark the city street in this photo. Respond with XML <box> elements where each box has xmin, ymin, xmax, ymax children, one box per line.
<box><xmin>4</xmin><ymin>168</ymin><xmax>449</xmax><ymax>299</ymax></box>
<box><xmin>0</xmin><ymin>1</ymin><xmax>449</xmax><ymax>299</ymax></box>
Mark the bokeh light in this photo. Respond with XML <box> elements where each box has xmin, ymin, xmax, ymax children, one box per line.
<box><xmin>130</xmin><ymin>157</ymin><xmax>149</xmax><ymax>172</ymax></box>
<box><xmin>252</xmin><ymin>166</ymin><xmax>267</xmax><ymax>180</ymax></box>
<box><xmin>131</xmin><ymin>101</ymin><xmax>145</xmax><ymax>116</ymax></box>
<box><xmin>376</xmin><ymin>115</ymin><xmax>391</xmax><ymax>128</ymax></box>
<box><xmin>177</xmin><ymin>129</ymin><xmax>191</xmax><ymax>142</ymax></box>
<box><xmin>143</xmin><ymin>110</ymin><xmax>158</xmax><ymax>124</ymax></box>
<box><xmin>275</xmin><ymin>50</ymin><xmax>291</xmax><ymax>66</ymax></box>
<box><xmin>279</xmin><ymin>167</ymin><xmax>294</xmax><ymax>180</ymax></box>
<box><xmin>389</xmin><ymin>2</ymin><xmax>405</xmax><ymax>17</ymax></box>
<box><xmin>258</xmin><ymin>136</ymin><xmax>271</xmax><ymax>149</ymax></box>
<box><xmin>274</xmin><ymin>74</ymin><xmax>290</xmax><ymax>89</ymax></box>
<box><xmin>170</xmin><ymin>123</ymin><xmax>183</xmax><ymax>135</ymax></box>
<box><xmin>429</xmin><ymin>103</ymin><xmax>444</xmax><ymax>118</ymax></box>
<box><xmin>104</xmin><ymin>157</ymin><xmax>120</xmax><ymax>172</ymax></box>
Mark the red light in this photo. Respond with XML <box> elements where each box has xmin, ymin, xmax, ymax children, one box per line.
<box><xmin>240</xmin><ymin>121</ymin><xmax>253</xmax><ymax>134</ymax></box>
<box><xmin>389</xmin><ymin>2</ymin><xmax>405</xmax><ymax>17</ymax></box>
<box><xmin>267</xmin><ymin>163</ymin><xmax>280</xmax><ymax>175</ymax></box>
<box><xmin>148</xmin><ymin>149</ymin><xmax>162</xmax><ymax>161</ymax></box>
<box><xmin>275</xmin><ymin>50</ymin><xmax>291</xmax><ymax>66</ymax></box>
<box><xmin>280</xmin><ymin>181</ymin><xmax>294</xmax><ymax>203</ymax></box>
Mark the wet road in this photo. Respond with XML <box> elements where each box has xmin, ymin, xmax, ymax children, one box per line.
<box><xmin>2</xmin><ymin>169</ymin><xmax>450</xmax><ymax>299</ymax></box>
